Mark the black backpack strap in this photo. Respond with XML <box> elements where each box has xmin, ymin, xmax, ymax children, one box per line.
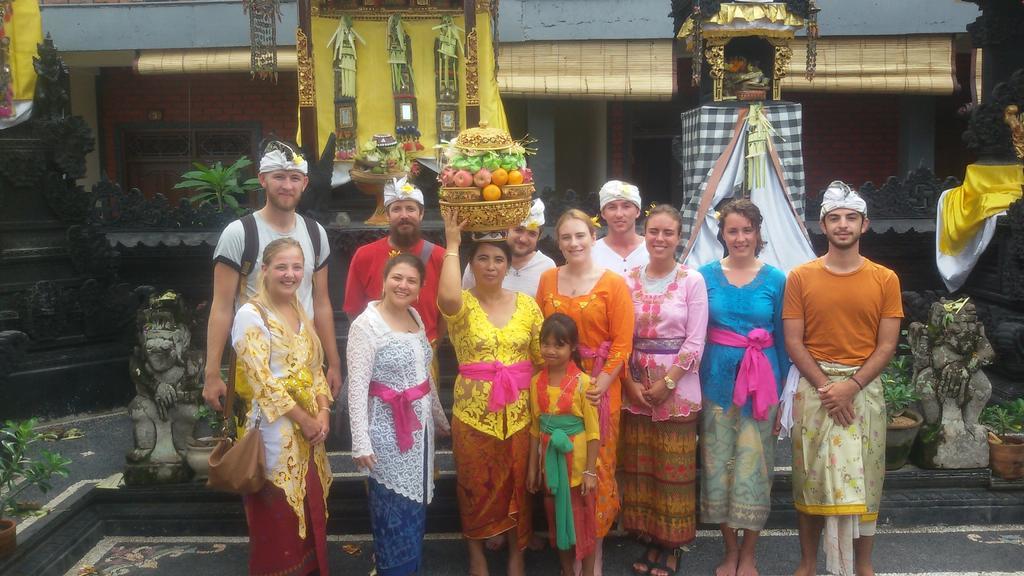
<box><xmin>300</xmin><ymin>214</ymin><xmax>324</xmax><ymax>270</ymax></box>
<box><xmin>419</xmin><ymin>240</ymin><xmax>436</xmax><ymax>266</ymax></box>
<box><xmin>239</xmin><ymin>214</ymin><xmax>259</xmax><ymax>280</ymax></box>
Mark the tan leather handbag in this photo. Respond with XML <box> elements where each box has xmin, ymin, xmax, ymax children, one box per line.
<box><xmin>206</xmin><ymin>306</ymin><xmax>268</xmax><ymax>495</ymax></box>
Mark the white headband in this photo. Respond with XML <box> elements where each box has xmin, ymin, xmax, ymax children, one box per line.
<box><xmin>520</xmin><ymin>198</ymin><xmax>546</xmax><ymax>230</ymax></box>
<box><xmin>599</xmin><ymin>180</ymin><xmax>642</xmax><ymax>211</ymax></box>
<box><xmin>259</xmin><ymin>148</ymin><xmax>308</xmax><ymax>174</ymax></box>
<box><xmin>820</xmin><ymin>180</ymin><xmax>867</xmax><ymax>219</ymax></box>
<box><xmin>383</xmin><ymin>176</ymin><xmax>424</xmax><ymax>207</ymax></box>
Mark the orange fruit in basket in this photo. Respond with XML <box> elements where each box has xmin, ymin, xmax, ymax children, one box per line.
<box><xmin>482</xmin><ymin>184</ymin><xmax>502</xmax><ymax>201</ymax></box>
<box><xmin>490</xmin><ymin>168</ymin><xmax>509</xmax><ymax>187</ymax></box>
<box><xmin>506</xmin><ymin>170</ymin><xmax>524</xmax><ymax>185</ymax></box>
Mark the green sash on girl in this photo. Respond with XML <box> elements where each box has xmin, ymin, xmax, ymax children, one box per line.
<box><xmin>541</xmin><ymin>413</ymin><xmax>584</xmax><ymax>550</ymax></box>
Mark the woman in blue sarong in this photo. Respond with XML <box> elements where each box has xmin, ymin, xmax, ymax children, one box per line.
<box><xmin>698</xmin><ymin>199</ymin><xmax>790</xmax><ymax>576</ymax></box>
<box><xmin>348</xmin><ymin>254</ymin><xmax>450</xmax><ymax>575</ymax></box>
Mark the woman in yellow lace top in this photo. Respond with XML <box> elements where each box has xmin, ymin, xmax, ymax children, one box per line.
<box><xmin>438</xmin><ymin>211</ymin><xmax>543</xmax><ymax>576</ymax></box>
<box><xmin>231</xmin><ymin>238</ymin><xmax>333</xmax><ymax>576</ymax></box>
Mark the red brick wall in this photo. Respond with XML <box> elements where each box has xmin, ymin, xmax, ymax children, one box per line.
<box><xmin>789</xmin><ymin>92</ymin><xmax>901</xmax><ymax>200</ymax></box>
<box><xmin>99</xmin><ymin>68</ymin><xmax>298</xmax><ymax>181</ymax></box>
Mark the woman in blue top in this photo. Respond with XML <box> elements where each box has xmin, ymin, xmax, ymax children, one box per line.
<box><xmin>697</xmin><ymin>199</ymin><xmax>789</xmax><ymax>576</ymax></box>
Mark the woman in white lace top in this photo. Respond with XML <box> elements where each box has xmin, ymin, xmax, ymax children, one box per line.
<box><xmin>347</xmin><ymin>253</ymin><xmax>450</xmax><ymax>576</ymax></box>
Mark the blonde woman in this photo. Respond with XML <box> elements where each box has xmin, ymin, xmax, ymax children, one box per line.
<box><xmin>231</xmin><ymin>237</ymin><xmax>333</xmax><ymax>576</ymax></box>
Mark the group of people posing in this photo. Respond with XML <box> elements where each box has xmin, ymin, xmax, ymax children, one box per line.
<box><xmin>202</xmin><ymin>142</ymin><xmax>903</xmax><ymax>576</ymax></box>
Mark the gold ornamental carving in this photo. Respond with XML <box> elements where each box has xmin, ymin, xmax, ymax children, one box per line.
<box><xmin>705</xmin><ymin>40</ymin><xmax>726</xmax><ymax>102</ymax></box>
<box><xmin>296</xmin><ymin>27</ymin><xmax>316</xmax><ymax>107</ymax></box>
<box><xmin>771</xmin><ymin>43</ymin><xmax>792</xmax><ymax>101</ymax></box>
<box><xmin>464</xmin><ymin>28</ymin><xmax>480</xmax><ymax>106</ymax></box>
<box><xmin>1005</xmin><ymin>104</ymin><xmax>1024</xmax><ymax>161</ymax></box>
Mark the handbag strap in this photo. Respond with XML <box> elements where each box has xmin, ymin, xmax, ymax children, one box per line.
<box><xmin>223</xmin><ymin>303</ymin><xmax>270</xmax><ymax>438</ymax></box>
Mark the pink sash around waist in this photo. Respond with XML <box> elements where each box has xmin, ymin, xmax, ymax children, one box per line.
<box><xmin>707</xmin><ymin>327</ymin><xmax>777</xmax><ymax>421</ymax></box>
<box><xmin>369</xmin><ymin>379</ymin><xmax>431</xmax><ymax>452</ymax></box>
<box><xmin>578</xmin><ymin>341</ymin><xmax>612</xmax><ymax>443</ymax></box>
<box><xmin>458</xmin><ymin>360</ymin><xmax>533</xmax><ymax>413</ymax></box>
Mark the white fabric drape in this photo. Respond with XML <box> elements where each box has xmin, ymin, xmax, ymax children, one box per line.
<box><xmin>683</xmin><ymin>118</ymin><xmax>815</xmax><ymax>274</ymax></box>
<box><xmin>935</xmin><ymin>187</ymin><xmax>1000</xmax><ymax>293</ymax></box>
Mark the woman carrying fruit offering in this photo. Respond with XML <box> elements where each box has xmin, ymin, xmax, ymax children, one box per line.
<box><xmin>536</xmin><ymin>208</ymin><xmax>635</xmax><ymax>576</ymax></box>
<box><xmin>438</xmin><ymin>209</ymin><xmax>544</xmax><ymax>576</ymax></box>
<box><xmin>620</xmin><ymin>205</ymin><xmax>707</xmax><ymax>576</ymax></box>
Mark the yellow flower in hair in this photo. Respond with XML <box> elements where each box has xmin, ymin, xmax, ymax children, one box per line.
<box><xmin>590</xmin><ymin>215</ymin><xmax>602</xmax><ymax>228</ymax></box>
<box><xmin>525</xmin><ymin>221</ymin><xmax>540</xmax><ymax>231</ymax></box>
<box><xmin>713</xmin><ymin>210</ymin><xmax>721</xmax><ymax>221</ymax></box>
<box><xmin>388</xmin><ymin>249</ymin><xmax>401</xmax><ymax>259</ymax></box>
<box><xmin>400</xmin><ymin>183</ymin><xmax>416</xmax><ymax>195</ymax></box>
<box><xmin>293</xmin><ymin>154</ymin><xmax>304</xmax><ymax>165</ymax></box>
<box><xmin>644</xmin><ymin>202</ymin><xmax>657</xmax><ymax>217</ymax></box>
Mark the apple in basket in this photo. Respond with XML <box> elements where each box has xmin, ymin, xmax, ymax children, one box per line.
<box><xmin>453</xmin><ymin>170</ymin><xmax>474</xmax><ymax>188</ymax></box>
<box><xmin>440</xmin><ymin>166</ymin><xmax>457</xmax><ymax>187</ymax></box>
<box><xmin>473</xmin><ymin>168</ymin><xmax>492</xmax><ymax>189</ymax></box>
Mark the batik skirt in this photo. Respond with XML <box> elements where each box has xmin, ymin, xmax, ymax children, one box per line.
<box><xmin>700</xmin><ymin>402</ymin><xmax>778</xmax><ymax>531</ymax></box>
<box><xmin>451</xmin><ymin>417</ymin><xmax>532</xmax><ymax>550</ymax></box>
<box><xmin>619</xmin><ymin>411</ymin><xmax>698</xmax><ymax>548</ymax></box>
<box><xmin>543</xmin><ymin>486</ymin><xmax>597</xmax><ymax>560</ymax></box>
<box><xmin>243</xmin><ymin>453</ymin><xmax>329</xmax><ymax>576</ymax></box>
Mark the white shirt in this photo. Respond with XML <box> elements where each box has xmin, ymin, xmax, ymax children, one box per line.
<box><xmin>212</xmin><ymin>212</ymin><xmax>329</xmax><ymax>316</ymax></box>
<box><xmin>592</xmin><ymin>237</ymin><xmax>649</xmax><ymax>278</ymax></box>
<box><xmin>461</xmin><ymin>250</ymin><xmax>557</xmax><ymax>298</ymax></box>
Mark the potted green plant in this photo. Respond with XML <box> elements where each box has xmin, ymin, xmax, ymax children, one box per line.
<box><xmin>882</xmin><ymin>356</ymin><xmax>923</xmax><ymax>470</ymax></box>
<box><xmin>981</xmin><ymin>398</ymin><xmax>1024</xmax><ymax>480</ymax></box>
<box><xmin>185</xmin><ymin>405</ymin><xmax>226</xmax><ymax>481</ymax></box>
<box><xmin>172</xmin><ymin>156</ymin><xmax>261</xmax><ymax>215</ymax></box>
<box><xmin>1</xmin><ymin>419</ymin><xmax>72</xmax><ymax>558</ymax></box>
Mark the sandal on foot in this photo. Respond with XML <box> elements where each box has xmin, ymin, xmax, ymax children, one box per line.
<box><xmin>632</xmin><ymin>545</ymin><xmax>661</xmax><ymax>575</ymax></box>
<box><xmin>650</xmin><ymin>549</ymin><xmax>682</xmax><ymax>576</ymax></box>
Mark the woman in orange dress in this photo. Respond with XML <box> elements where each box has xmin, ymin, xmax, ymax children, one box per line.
<box><xmin>536</xmin><ymin>208</ymin><xmax>635</xmax><ymax>575</ymax></box>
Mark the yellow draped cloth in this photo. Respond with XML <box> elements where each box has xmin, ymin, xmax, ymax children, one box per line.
<box><xmin>939</xmin><ymin>164</ymin><xmax>1024</xmax><ymax>256</ymax></box>
<box><xmin>308</xmin><ymin>11</ymin><xmax>506</xmax><ymax>152</ymax></box>
<box><xmin>1</xmin><ymin>0</ymin><xmax>42</xmax><ymax>125</ymax></box>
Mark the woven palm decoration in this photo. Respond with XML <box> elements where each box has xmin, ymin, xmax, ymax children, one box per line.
<box><xmin>244</xmin><ymin>0</ymin><xmax>282</xmax><ymax>81</ymax></box>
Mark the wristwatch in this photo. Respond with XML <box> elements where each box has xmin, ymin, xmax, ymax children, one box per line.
<box><xmin>663</xmin><ymin>375</ymin><xmax>677</xmax><ymax>390</ymax></box>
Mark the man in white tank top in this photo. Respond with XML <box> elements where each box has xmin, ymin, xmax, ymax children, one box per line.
<box><xmin>592</xmin><ymin>180</ymin><xmax>649</xmax><ymax>277</ymax></box>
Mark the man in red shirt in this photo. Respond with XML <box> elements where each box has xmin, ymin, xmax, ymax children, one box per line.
<box><xmin>343</xmin><ymin>176</ymin><xmax>445</xmax><ymax>343</ymax></box>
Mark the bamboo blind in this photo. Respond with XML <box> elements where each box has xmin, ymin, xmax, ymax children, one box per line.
<box><xmin>135</xmin><ymin>48</ymin><xmax>298</xmax><ymax>75</ymax></box>
<box><xmin>495</xmin><ymin>40</ymin><xmax>675</xmax><ymax>101</ymax></box>
<box><xmin>782</xmin><ymin>35</ymin><xmax>956</xmax><ymax>95</ymax></box>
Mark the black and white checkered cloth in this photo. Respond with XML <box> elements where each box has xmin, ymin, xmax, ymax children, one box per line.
<box><xmin>679</xmin><ymin>103</ymin><xmax>805</xmax><ymax>243</ymax></box>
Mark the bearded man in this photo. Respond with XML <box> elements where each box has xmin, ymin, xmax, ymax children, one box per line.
<box><xmin>343</xmin><ymin>177</ymin><xmax>445</xmax><ymax>343</ymax></box>
<box><xmin>203</xmin><ymin>142</ymin><xmax>341</xmax><ymax>412</ymax></box>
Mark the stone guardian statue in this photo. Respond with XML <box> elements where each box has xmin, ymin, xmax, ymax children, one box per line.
<box><xmin>908</xmin><ymin>298</ymin><xmax>994</xmax><ymax>468</ymax></box>
<box><xmin>123</xmin><ymin>291</ymin><xmax>204</xmax><ymax>484</ymax></box>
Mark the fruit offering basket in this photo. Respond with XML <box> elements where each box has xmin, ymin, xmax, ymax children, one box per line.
<box><xmin>438</xmin><ymin>122</ymin><xmax>534</xmax><ymax>233</ymax></box>
<box><xmin>350</xmin><ymin>134</ymin><xmax>409</xmax><ymax>226</ymax></box>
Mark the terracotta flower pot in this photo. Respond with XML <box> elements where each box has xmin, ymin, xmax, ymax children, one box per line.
<box><xmin>0</xmin><ymin>518</ymin><xmax>16</xmax><ymax>559</ymax></box>
<box><xmin>989</xmin><ymin>435</ymin><xmax>1024</xmax><ymax>480</ymax></box>
<box><xmin>886</xmin><ymin>409</ymin><xmax>923</xmax><ymax>471</ymax></box>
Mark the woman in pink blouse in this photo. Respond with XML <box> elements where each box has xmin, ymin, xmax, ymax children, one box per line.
<box><xmin>619</xmin><ymin>205</ymin><xmax>708</xmax><ymax>576</ymax></box>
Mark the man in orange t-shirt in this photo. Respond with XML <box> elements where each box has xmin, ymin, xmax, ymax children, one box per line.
<box><xmin>783</xmin><ymin>181</ymin><xmax>902</xmax><ymax>576</ymax></box>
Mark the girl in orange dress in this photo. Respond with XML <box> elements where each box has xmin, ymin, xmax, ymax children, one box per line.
<box><xmin>536</xmin><ymin>208</ymin><xmax>635</xmax><ymax>576</ymax></box>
